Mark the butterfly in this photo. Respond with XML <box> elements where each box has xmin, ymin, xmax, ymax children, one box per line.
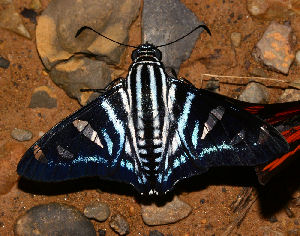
<box><xmin>17</xmin><ymin>26</ymin><xmax>293</xmax><ymax>196</ymax></box>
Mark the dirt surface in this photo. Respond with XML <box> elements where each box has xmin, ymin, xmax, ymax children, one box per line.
<box><xmin>0</xmin><ymin>0</ymin><xmax>299</xmax><ymax>235</ymax></box>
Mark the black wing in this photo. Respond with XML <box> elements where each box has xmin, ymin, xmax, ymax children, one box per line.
<box><xmin>155</xmin><ymin>78</ymin><xmax>289</xmax><ymax>193</ymax></box>
<box><xmin>17</xmin><ymin>83</ymin><xmax>146</xmax><ymax>193</ymax></box>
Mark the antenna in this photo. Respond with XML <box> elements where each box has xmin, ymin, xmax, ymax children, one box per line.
<box><xmin>156</xmin><ymin>23</ymin><xmax>211</xmax><ymax>48</ymax></box>
<box><xmin>75</xmin><ymin>26</ymin><xmax>138</xmax><ymax>48</ymax></box>
<box><xmin>75</xmin><ymin>24</ymin><xmax>211</xmax><ymax>49</ymax></box>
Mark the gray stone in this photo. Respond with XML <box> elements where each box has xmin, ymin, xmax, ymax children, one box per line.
<box><xmin>252</xmin><ymin>22</ymin><xmax>295</xmax><ymax>74</ymax></box>
<box><xmin>84</xmin><ymin>201</ymin><xmax>110</xmax><ymax>222</ymax></box>
<box><xmin>109</xmin><ymin>214</ymin><xmax>130</xmax><ymax>235</ymax></box>
<box><xmin>141</xmin><ymin>196</ymin><xmax>192</xmax><ymax>226</ymax></box>
<box><xmin>278</xmin><ymin>89</ymin><xmax>300</xmax><ymax>102</ymax></box>
<box><xmin>238</xmin><ymin>82</ymin><xmax>269</xmax><ymax>103</ymax></box>
<box><xmin>231</xmin><ymin>32</ymin><xmax>242</xmax><ymax>47</ymax></box>
<box><xmin>29</xmin><ymin>86</ymin><xmax>57</xmax><ymax>108</ymax></box>
<box><xmin>14</xmin><ymin>203</ymin><xmax>96</xmax><ymax>236</ymax></box>
<box><xmin>143</xmin><ymin>0</ymin><xmax>205</xmax><ymax>73</ymax></box>
<box><xmin>49</xmin><ymin>57</ymin><xmax>111</xmax><ymax>105</ymax></box>
<box><xmin>11</xmin><ymin>128</ymin><xmax>33</xmax><ymax>142</ymax></box>
<box><xmin>0</xmin><ymin>56</ymin><xmax>10</xmax><ymax>69</ymax></box>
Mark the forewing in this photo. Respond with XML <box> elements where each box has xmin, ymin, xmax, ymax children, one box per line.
<box><xmin>157</xmin><ymin>78</ymin><xmax>289</xmax><ymax>193</ymax></box>
<box><xmin>17</xmin><ymin>84</ymin><xmax>141</xmax><ymax>190</ymax></box>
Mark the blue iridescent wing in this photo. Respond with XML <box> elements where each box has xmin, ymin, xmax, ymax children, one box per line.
<box><xmin>17</xmin><ymin>83</ymin><xmax>144</xmax><ymax>192</ymax></box>
<box><xmin>156</xmin><ymin>78</ymin><xmax>289</xmax><ymax>193</ymax></box>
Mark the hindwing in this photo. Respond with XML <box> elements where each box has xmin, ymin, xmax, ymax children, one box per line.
<box><xmin>154</xmin><ymin>78</ymin><xmax>289</xmax><ymax>193</ymax></box>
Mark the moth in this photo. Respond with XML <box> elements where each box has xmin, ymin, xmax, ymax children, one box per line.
<box><xmin>18</xmin><ymin>25</ymin><xmax>293</xmax><ymax>195</ymax></box>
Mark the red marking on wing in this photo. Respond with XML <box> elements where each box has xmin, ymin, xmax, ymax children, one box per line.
<box><xmin>244</xmin><ymin>105</ymin><xmax>265</xmax><ymax>114</ymax></box>
<box><xmin>262</xmin><ymin>145</ymin><xmax>300</xmax><ymax>171</ymax></box>
<box><xmin>262</xmin><ymin>126</ymin><xmax>300</xmax><ymax>172</ymax></box>
<box><xmin>281</xmin><ymin>125</ymin><xmax>300</xmax><ymax>143</ymax></box>
<box><xmin>266</xmin><ymin>108</ymin><xmax>300</xmax><ymax>125</ymax></box>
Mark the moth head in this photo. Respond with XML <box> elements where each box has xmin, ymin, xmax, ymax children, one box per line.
<box><xmin>131</xmin><ymin>43</ymin><xmax>162</xmax><ymax>62</ymax></box>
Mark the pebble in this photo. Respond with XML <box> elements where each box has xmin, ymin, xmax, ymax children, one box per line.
<box><xmin>278</xmin><ymin>89</ymin><xmax>300</xmax><ymax>102</ymax></box>
<box><xmin>231</xmin><ymin>32</ymin><xmax>242</xmax><ymax>47</ymax></box>
<box><xmin>84</xmin><ymin>201</ymin><xmax>110</xmax><ymax>222</ymax></box>
<box><xmin>141</xmin><ymin>196</ymin><xmax>192</xmax><ymax>226</ymax></box>
<box><xmin>252</xmin><ymin>22</ymin><xmax>295</xmax><ymax>74</ymax></box>
<box><xmin>238</xmin><ymin>82</ymin><xmax>269</xmax><ymax>103</ymax></box>
<box><xmin>143</xmin><ymin>0</ymin><xmax>203</xmax><ymax>73</ymax></box>
<box><xmin>0</xmin><ymin>1</ymin><xmax>31</xmax><ymax>38</ymax></box>
<box><xmin>0</xmin><ymin>142</ymin><xmax>26</xmax><ymax>194</ymax></box>
<box><xmin>0</xmin><ymin>56</ymin><xmax>10</xmax><ymax>69</ymax></box>
<box><xmin>247</xmin><ymin>0</ymin><xmax>300</xmax><ymax>19</ymax></box>
<box><xmin>29</xmin><ymin>86</ymin><xmax>57</xmax><ymax>108</ymax></box>
<box><xmin>295</xmin><ymin>50</ymin><xmax>300</xmax><ymax>65</ymax></box>
<box><xmin>11</xmin><ymin>128</ymin><xmax>33</xmax><ymax>142</ymax></box>
<box><xmin>109</xmin><ymin>214</ymin><xmax>130</xmax><ymax>235</ymax></box>
<box><xmin>14</xmin><ymin>203</ymin><xmax>96</xmax><ymax>236</ymax></box>
<box><xmin>149</xmin><ymin>230</ymin><xmax>164</xmax><ymax>236</ymax></box>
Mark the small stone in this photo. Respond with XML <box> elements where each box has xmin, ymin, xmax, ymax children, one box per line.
<box><xmin>149</xmin><ymin>230</ymin><xmax>164</xmax><ymax>236</ymax></box>
<box><xmin>11</xmin><ymin>128</ymin><xmax>33</xmax><ymax>142</ymax></box>
<box><xmin>206</xmin><ymin>78</ymin><xmax>220</xmax><ymax>92</ymax></box>
<box><xmin>278</xmin><ymin>89</ymin><xmax>300</xmax><ymax>102</ymax></box>
<box><xmin>84</xmin><ymin>201</ymin><xmax>110</xmax><ymax>222</ymax></box>
<box><xmin>295</xmin><ymin>50</ymin><xmax>300</xmax><ymax>65</ymax></box>
<box><xmin>141</xmin><ymin>196</ymin><xmax>192</xmax><ymax>226</ymax></box>
<box><xmin>0</xmin><ymin>56</ymin><xmax>10</xmax><ymax>69</ymax></box>
<box><xmin>252</xmin><ymin>22</ymin><xmax>295</xmax><ymax>74</ymax></box>
<box><xmin>29</xmin><ymin>0</ymin><xmax>41</xmax><ymax>10</ymax></box>
<box><xmin>247</xmin><ymin>0</ymin><xmax>300</xmax><ymax>19</ymax></box>
<box><xmin>29</xmin><ymin>86</ymin><xmax>57</xmax><ymax>108</ymax></box>
<box><xmin>221</xmin><ymin>187</ymin><xmax>227</xmax><ymax>193</ymax></box>
<box><xmin>0</xmin><ymin>142</ymin><xmax>26</xmax><ymax>194</ymax></box>
<box><xmin>239</xmin><ymin>82</ymin><xmax>269</xmax><ymax>103</ymax></box>
<box><xmin>14</xmin><ymin>203</ymin><xmax>96</xmax><ymax>236</ymax></box>
<box><xmin>200</xmin><ymin>199</ymin><xmax>205</xmax><ymax>204</ymax></box>
<box><xmin>109</xmin><ymin>214</ymin><xmax>130</xmax><ymax>235</ymax></box>
<box><xmin>231</xmin><ymin>32</ymin><xmax>242</xmax><ymax>47</ymax></box>
<box><xmin>0</xmin><ymin>2</ymin><xmax>31</xmax><ymax>38</ymax></box>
